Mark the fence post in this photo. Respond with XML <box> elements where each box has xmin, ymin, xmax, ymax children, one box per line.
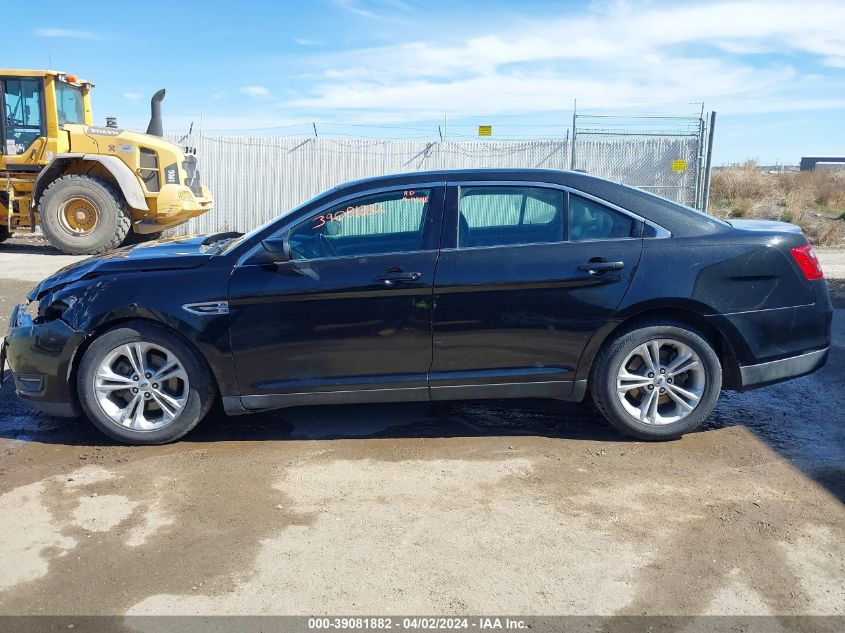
<box><xmin>570</xmin><ymin>101</ymin><xmax>577</xmax><ymax>170</ymax></box>
<box><xmin>701</xmin><ymin>111</ymin><xmax>717</xmax><ymax>214</ymax></box>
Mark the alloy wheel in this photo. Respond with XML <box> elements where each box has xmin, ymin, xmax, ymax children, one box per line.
<box><xmin>93</xmin><ymin>342</ymin><xmax>189</xmax><ymax>431</ymax></box>
<box><xmin>615</xmin><ymin>338</ymin><xmax>706</xmax><ymax>426</ymax></box>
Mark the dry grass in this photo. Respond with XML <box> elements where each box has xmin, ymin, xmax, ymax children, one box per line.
<box><xmin>710</xmin><ymin>161</ymin><xmax>845</xmax><ymax>246</ymax></box>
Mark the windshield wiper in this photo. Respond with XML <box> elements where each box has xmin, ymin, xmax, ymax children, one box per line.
<box><xmin>200</xmin><ymin>232</ymin><xmax>243</xmax><ymax>255</ymax></box>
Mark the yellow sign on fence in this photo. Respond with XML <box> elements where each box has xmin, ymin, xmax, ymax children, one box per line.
<box><xmin>478</xmin><ymin>125</ymin><xmax>493</xmax><ymax>137</ymax></box>
<box><xmin>672</xmin><ymin>159</ymin><xmax>687</xmax><ymax>172</ymax></box>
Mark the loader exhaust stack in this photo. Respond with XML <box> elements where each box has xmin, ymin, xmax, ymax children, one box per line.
<box><xmin>146</xmin><ymin>89</ymin><xmax>166</xmax><ymax>137</ymax></box>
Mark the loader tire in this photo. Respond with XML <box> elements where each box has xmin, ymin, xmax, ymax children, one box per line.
<box><xmin>39</xmin><ymin>175</ymin><xmax>131</xmax><ymax>255</ymax></box>
<box><xmin>0</xmin><ymin>226</ymin><xmax>8</xmax><ymax>244</ymax></box>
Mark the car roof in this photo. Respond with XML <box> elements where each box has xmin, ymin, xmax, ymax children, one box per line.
<box><xmin>331</xmin><ymin>168</ymin><xmax>728</xmax><ymax>237</ymax></box>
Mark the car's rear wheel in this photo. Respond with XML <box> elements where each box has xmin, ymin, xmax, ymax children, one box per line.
<box><xmin>77</xmin><ymin>321</ymin><xmax>216</xmax><ymax>444</ymax></box>
<box><xmin>590</xmin><ymin>321</ymin><xmax>722</xmax><ymax>440</ymax></box>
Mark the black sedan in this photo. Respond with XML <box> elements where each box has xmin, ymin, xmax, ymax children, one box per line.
<box><xmin>2</xmin><ymin>169</ymin><xmax>833</xmax><ymax>444</ymax></box>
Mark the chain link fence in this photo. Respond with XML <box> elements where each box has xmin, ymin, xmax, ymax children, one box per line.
<box><xmin>167</xmin><ymin>118</ymin><xmax>711</xmax><ymax>235</ymax></box>
<box><xmin>571</xmin><ymin>113</ymin><xmax>708</xmax><ymax>208</ymax></box>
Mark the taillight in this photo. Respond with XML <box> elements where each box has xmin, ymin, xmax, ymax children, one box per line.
<box><xmin>791</xmin><ymin>244</ymin><xmax>824</xmax><ymax>280</ymax></box>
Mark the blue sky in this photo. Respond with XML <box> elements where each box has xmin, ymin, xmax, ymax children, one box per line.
<box><xmin>8</xmin><ymin>0</ymin><xmax>845</xmax><ymax>164</ymax></box>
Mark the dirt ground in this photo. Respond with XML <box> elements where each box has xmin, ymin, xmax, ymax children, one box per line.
<box><xmin>0</xmin><ymin>246</ymin><xmax>843</xmax><ymax>622</ymax></box>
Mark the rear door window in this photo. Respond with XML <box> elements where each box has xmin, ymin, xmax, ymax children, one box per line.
<box><xmin>458</xmin><ymin>186</ymin><xmax>565</xmax><ymax>248</ymax></box>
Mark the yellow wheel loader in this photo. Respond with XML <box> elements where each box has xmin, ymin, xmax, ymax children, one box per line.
<box><xmin>1</xmin><ymin>69</ymin><xmax>213</xmax><ymax>254</ymax></box>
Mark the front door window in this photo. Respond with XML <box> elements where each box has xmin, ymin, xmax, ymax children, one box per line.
<box><xmin>288</xmin><ymin>189</ymin><xmax>433</xmax><ymax>260</ymax></box>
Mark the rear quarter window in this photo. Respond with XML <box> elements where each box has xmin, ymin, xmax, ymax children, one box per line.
<box><xmin>568</xmin><ymin>194</ymin><xmax>639</xmax><ymax>241</ymax></box>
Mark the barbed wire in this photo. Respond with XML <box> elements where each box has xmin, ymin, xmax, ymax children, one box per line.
<box><xmin>182</xmin><ymin>134</ymin><xmax>573</xmax><ymax>157</ymax></box>
<box><xmin>167</xmin><ymin>122</ymin><xmax>698</xmax><ymax>141</ymax></box>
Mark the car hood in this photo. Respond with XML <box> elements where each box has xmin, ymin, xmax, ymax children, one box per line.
<box><xmin>28</xmin><ymin>234</ymin><xmax>231</xmax><ymax>300</ymax></box>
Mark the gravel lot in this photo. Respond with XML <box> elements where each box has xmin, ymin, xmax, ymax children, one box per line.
<box><xmin>0</xmin><ymin>243</ymin><xmax>843</xmax><ymax>621</ymax></box>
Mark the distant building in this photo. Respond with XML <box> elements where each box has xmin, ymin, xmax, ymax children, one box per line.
<box><xmin>800</xmin><ymin>156</ymin><xmax>845</xmax><ymax>171</ymax></box>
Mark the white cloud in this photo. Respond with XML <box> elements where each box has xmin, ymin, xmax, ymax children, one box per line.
<box><xmin>294</xmin><ymin>38</ymin><xmax>322</xmax><ymax>46</ymax></box>
<box><xmin>241</xmin><ymin>85</ymin><xmax>269</xmax><ymax>98</ymax></box>
<box><xmin>332</xmin><ymin>0</ymin><xmax>379</xmax><ymax>18</ymax></box>
<box><xmin>284</xmin><ymin>0</ymin><xmax>845</xmax><ymax>117</ymax></box>
<box><xmin>34</xmin><ymin>28</ymin><xmax>100</xmax><ymax>40</ymax></box>
<box><xmin>331</xmin><ymin>0</ymin><xmax>409</xmax><ymax>19</ymax></box>
<box><xmin>122</xmin><ymin>92</ymin><xmax>142</xmax><ymax>101</ymax></box>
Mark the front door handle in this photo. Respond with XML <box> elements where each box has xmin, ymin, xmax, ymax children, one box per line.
<box><xmin>377</xmin><ymin>271</ymin><xmax>422</xmax><ymax>285</ymax></box>
<box><xmin>577</xmin><ymin>260</ymin><xmax>625</xmax><ymax>274</ymax></box>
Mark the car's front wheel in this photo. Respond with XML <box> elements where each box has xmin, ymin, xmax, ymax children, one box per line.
<box><xmin>590</xmin><ymin>320</ymin><xmax>722</xmax><ymax>440</ymax></box>
<box><xmin>77</xmin><ymin>321</ymin><xmax>216</xmax><ymax>444</ymax></box>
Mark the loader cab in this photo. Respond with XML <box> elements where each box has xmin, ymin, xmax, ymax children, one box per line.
<box><xmin>1</xmin><ymin>71</ymin><xmax>92</xmax><ymax>165</ymax></box>
<box><xmin>1</xmin><ymin>75</ymin><xmax>46</xmax><ymax>157</ymax></box>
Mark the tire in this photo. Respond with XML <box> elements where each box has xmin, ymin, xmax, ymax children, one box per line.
<box><xmin>77</xmin><ymin>321</ymin><xmax>216</xmax><ymax>444</ymax></box>
<box><xmin>0</xmin><ymin>193</ymin><xmax>8</xmax><ymax>243</ymax></box>
<box><xmin>590</xmin><ymin>320</ymin><xmax>722</xmax><ymax>441</ymax></box>
<box><xmin>39</xmin><ymin>175</ymin><xmax>131</xmax><ymax>255</ymax></box>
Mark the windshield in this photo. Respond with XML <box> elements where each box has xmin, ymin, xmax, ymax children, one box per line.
<box><xmin>56</xmin><ymin>81</ymin><xmax>85</xmax><ymax>125</ymax></box>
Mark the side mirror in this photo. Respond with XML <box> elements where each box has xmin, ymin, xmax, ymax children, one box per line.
<box><xmin>324</xmin><ymin>220</ymin><xmax>341</xmax><ymax>236</ymax></box>
<box><xmin>261</xmin><ymin>236</ymin><xmax>292</xmax><ymax>263</ymax></box>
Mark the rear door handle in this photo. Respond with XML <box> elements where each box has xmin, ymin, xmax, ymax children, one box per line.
<box><xmin>377</xmin><ymin>272</ymin><xmax>422</xmax><ymax>285</ymax></box>
<box><xmin>577</xmin><ymin>260</ymin><xmax>625</xmax><ymax>274</ymax></box>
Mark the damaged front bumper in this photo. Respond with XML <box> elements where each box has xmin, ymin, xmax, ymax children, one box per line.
<box><xmin>2</xmin><ymin>306</ymin><xmax>85</xmax><ymax>417</ymax></box>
